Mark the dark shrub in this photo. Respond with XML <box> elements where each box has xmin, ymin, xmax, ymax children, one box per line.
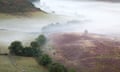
<box><xmin>38</xmin><ymin>54</ymin><xmax>52</xmax><ymax>66</ymax></box>
<box><xmin>49</xmin><ymin>63</ymin><xmax>68</xmax><ymax>72</ymax></box>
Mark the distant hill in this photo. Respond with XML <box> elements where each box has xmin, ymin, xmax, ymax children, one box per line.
<box><xmin>0</xmin><ymin>0</ymin><xmax>40</xmax><ymax>13</ymax></box>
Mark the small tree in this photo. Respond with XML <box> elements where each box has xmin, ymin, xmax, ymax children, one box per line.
<box><xmin>9</xmin><ymin>41</ymin><xmax>23</xmax><ymax>55</ymax></box>
<box><xmin>49</xmin><ymin>63</ymin><xmax>68</xmax><ymax>72</ymax></box>
<box><xmin>31</xmin><ymin>41</ymin><xmax>39</xmax><ymax>48</ymax></box>
<box><xmin>36</xmin><ymin>35</ymin><xmax>46</xmax><ymax>46</ymax></box>
<box><xmin>30</xmin><ymin>41</ymin><xmax>42</xmax><ymax>57</ymax></box>
<box><xmin>22</xmin><ymin>47</ymin><xmax>34</xmax><ymax>56</ymax></box>
<box><xmin>32</xmin><ymin>47</ymin><xmax>42</xmax><ymax>57</ymax></box>
<box><xmin>38</xmin><ymin>54</ymin><xmax>52</xmax><ymax>66</ymax></box>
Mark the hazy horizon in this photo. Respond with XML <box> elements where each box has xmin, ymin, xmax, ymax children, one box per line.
<box><xmin>33</xmin><ymin>0</ymin><xmax>120</xmax><ymax>35</ymax></box>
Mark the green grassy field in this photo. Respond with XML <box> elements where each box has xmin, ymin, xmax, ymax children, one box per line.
<box><xmin>0</xmin><ymin>55</ymin><xmax>48</xmax><ymax>72</ymax></box>
<box><xmin>0</xmin><ymin>46</ymin><xmax>48</xmax><ymax>72</ymax></box>
<box><xmin>0</xmin><ymin>43</ymin><xmax>48</xmax><ymax>72</ymax></box>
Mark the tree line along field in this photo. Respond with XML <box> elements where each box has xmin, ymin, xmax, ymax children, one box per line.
<box><xmin>0</xmin><ymin>39</ymin><xmax>48</xmax><ymax>72</ymax></box>
<box><xmin>0</xmin><ymin>34</ymin><xmax>70</xmax><ymax>72</ymax></box>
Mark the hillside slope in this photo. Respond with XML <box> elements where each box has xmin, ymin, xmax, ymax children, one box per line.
<box><xmin>0</xmin><ymin>0</ymin><xmax>40</xmax><ymax>13</ymax></box>
<box><xmin>48</xmin><ymin>33</ymin><xmax>120</xmax><ymax>72</ymax></box>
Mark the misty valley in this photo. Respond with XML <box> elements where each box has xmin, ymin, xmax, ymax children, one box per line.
<box><xmin>0</xmin><ymin>0</ymin><xmax>120</xmax><ymax>72</ymax></box>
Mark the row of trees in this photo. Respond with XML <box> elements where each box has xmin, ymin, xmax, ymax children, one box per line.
<box><xmin>8</xmin><ymin>41</ymin><xmax>39</xmax><ymax>56</ymax></box>
<box><xmin>9</xmin><ymin>35</ymin><xmax>46</xmax><ymax>56</ymax></box>
<box><xmin>8</xmin><ymin>34</ymin><xmax>76</xmax><ymax>72</ymax></box>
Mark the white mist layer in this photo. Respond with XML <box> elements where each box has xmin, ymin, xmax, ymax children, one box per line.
<box><xmin>34</xmin><ymin>0</ymin><xmax>120</xmax><ymax>35</ymax></box>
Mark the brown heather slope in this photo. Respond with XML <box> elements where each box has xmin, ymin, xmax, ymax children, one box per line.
<box><xmin>48</xmin><ymin>33</ymin><xmax>120</xmax><ymax>72</ymax></box>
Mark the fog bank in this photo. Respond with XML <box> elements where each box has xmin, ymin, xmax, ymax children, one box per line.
<box><xmin>34</xmin><ymin>0</ymin><xmax>120</xmax><ymax>35</ymax></box>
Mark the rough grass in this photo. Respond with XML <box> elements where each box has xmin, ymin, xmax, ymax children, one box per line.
<box><xmin>0</xmin><ymin>56</ymin><xmax>17</xmax><ymax>72</ymax></box>
<box><xmin>0</xmin><ymin>56</ymin><xmax>48</xmax><ymax>72</ymax></box>
<box><xmin>0</xmin><ymin>38</ymin><xmax>48</xmax><ymax>72</ymax></box>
